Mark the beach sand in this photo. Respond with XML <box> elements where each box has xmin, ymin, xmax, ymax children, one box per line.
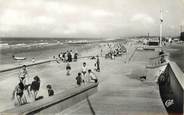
<box><xmin>0</xmin><ymin>41</ymin><xmax>126</xmax><ymax>112</ymax></box>
<box><xmin>0</xmin><ymin>40</ymin><xmax>168</xmax><ymax>115</ymax></box>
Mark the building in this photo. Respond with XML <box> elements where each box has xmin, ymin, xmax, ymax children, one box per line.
<box><xmin>180</xmin><ymin>32</ymin><xmax>184</xmax><ymax>41</ymax></box>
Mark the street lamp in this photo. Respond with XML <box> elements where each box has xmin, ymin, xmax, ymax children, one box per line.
<box><xmin>160</xmin><ymin>10</ymin><xmax>163</xmax><ymax>47</ymax></box>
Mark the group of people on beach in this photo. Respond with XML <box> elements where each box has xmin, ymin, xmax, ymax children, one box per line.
<box><xmin>58</xmin><ymin>50</ymin><xmax>78</xmax><ymax>62</ymax></box>
<box><xmin>12</xmin><ymin>47</ymin><xmax>101</xmax><ymax>106</ymax></box>
<box><xmin>75</xmin><ymin>62</ymin><xmax>98</xmax><ymax>87</ymax></box>
<box><xmin>12</xmin><ymin>56</ymin><xmax>99</xmax><ymax>106</ymax></box>
<box><xmin>12</xmin><ymin>65</ymin><xmax>54</xmax><ymax>106</ymax></box>
<box><xmin>65</xmin><ymin>54</ymin><xmax>100</xmax><ymax>86</ymax></box>
<box><xmin>61</xmin><ymin>50</ymin><xmax>100</xmax><ymax>85</ymax></box>
<box><xmin>105</xmin><ymin>43</ymin><xmax>126</xmax><ymax>60</ymax></box>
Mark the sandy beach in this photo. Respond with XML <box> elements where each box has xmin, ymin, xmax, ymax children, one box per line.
<box><xmin>0</xmin><ymin>40</ymin><xmax>126</xmax><ymax>112</ymax></box>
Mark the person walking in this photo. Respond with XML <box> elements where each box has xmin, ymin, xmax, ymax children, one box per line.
<box><xmin>67</xmin><ymin>50</ymin><xmax>72</xmax><ymax>62</ymax></box>
<box><xmin>66</xmin><ymin>62</ymin><xmax>71</xmax><ymax>76</ymax></box>
<box><xmin>74</xmin><ymin>52</ymin><xmax>78</xmax><ymax>62</ymax></box>
<box><xmin>70</xmin><ymin>50</ymin><xmax>74</xmax><ymax>62</ymax></box>
<box><xmin>76</xmin><ymin>73</ymin><xmax>82</xmax><ymax>86</ymax></box>
<box><xmin>96</xmin><ymin>55</ymin><xmax>100</xmax><ymax>72</ymax></box>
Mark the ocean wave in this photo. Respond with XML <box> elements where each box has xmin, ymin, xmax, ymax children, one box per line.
<box><xmin>0</xmin><ymin>43</ymin><xmax>9</xmax><ymax>49</ymax></box>
<box><xmin>0</xmin><ymin>43</ymin><xmax>9</xmax><ymax>46</ymax></box>
<box><xmin>0</xmin><ymin>42</ymin><xmax>63</xmax><ymax>50</ymax></box>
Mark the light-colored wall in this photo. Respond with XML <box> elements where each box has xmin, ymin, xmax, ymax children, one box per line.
<box><xmin>36</xmin><ymin>86</ymin><xmax>97</xmax><ymax>114</ymax></box>
<box><xmin>168</xmin><ymin>64</ymin><xmax>183</xmax><ymax>112</ymax></box>
<box><xmin>2</xmin><ymin>83</ymin><xmax>98</xmax><ymax>115</ymax></box>
<box><xmin>162</xmin><ymin>62</ymin><xmax>184</xmax><ymax>114</ymax></box>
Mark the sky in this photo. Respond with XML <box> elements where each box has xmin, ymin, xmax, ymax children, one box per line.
<box><xmin>0</xmin><ymin>0</ymin><xmax>184</xmax><ymax>38</ymax></box>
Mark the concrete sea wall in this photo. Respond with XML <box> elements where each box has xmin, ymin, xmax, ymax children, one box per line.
<box><xmin>2</xmin><ymin>83</ymin><xmax>98</xmax><ymax>115</ymax></box>
<box><xmin>158</xmin><ymin>62</ymin><xmax>184</xmax><ymax>115</ymax></box>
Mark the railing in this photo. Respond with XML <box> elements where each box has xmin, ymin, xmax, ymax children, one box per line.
<box><xmin>146</xmin><ymin>54</ymin><xmax>168</xmax><ymax>69</ymax></box>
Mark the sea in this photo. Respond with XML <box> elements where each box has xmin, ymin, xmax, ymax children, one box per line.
<box><xmin>0</xmin><ymin>38</ymin><xmax>93</xmax><ymax>51</ymax></box>
<box><xmin>0</xmin><ymin>38</ymin><xmax>97</xmax><ymax>65</ymax></box>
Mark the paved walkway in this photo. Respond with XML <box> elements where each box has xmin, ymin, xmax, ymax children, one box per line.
<box><xmin>61</xmin><ymin>50</ymin><xmax>167</xmax><ymax>115</ymax></box>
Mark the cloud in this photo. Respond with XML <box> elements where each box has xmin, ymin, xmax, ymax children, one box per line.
<box><xmin>0</xmin><ymin>9</ymin><xmax>28</xmax><ymax>26</ymax></box>
<box><xmin>92</xmin><ymin>10</ymin><xmax>114</xmax><ymax>17</ymax></box>
<box><xmin>0</xmin><ymin>0</ymin><xmax>184</xmax><ymax>37</ymax></box>
<box><xmin>34</xmin><ymin>16</ymin><xmax>55</xmax><ymax>25</ymax></box>
<box><xmin>0</xmin><ymin>0</ymin><xmax>115</xmax><ymax>36</ymax></box>
<box><xmin>131</xmin><ymin>13</ymin><xmax>155</xmax><ymax>24</ymax></box>
<box><xmin>45</xmin><ymin>2</ymin><xmax>78</xmax><ymax>15</ymax></box>
<box><xmin>182</xmin><ymin>0</ymin><xmax>184</xmax><ymax>4</ymax></box>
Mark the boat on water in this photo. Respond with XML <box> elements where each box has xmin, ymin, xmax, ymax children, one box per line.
<box><xmin>12</xmin><ymin>55</ymin><xmax>27</xmax><ymax>60</ymax></box>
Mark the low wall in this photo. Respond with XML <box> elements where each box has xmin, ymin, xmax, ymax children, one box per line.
<box><xmin>158</xmin><ymin>61</ymin><xmax>184</xmax><ymax>114</ymax></box>
<box><xmin>0</xmin><ymin>55</ymin><xmax>96</xmax><ymax>73</ymax></box>
<box><xmin>0</xmin><ymin>59</ymin><xmax>55</xmax><ymax>73</ymax></box>
<box><xmin>1</xmin><ymin>83</ymin><xmax>98</xmax><ymax>115</ymax></box>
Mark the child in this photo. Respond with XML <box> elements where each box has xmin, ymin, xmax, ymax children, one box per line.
<box><xmin>81</xmin><ymin>62</ymin><xmax>87</xmax><ymax>83</ymax></box>
<box><xmin>32</xmin><ymin>57</ymin><xmax>35</xmax><ymax>63</ymax></box>
<box><xmin>46</xmin><ymin>85</ymin><xmax>54</xmax><ymax>97</ymax></box>
<box><xmin>88</xmin><ymin>69</ymin><xmax>98</xmax><ymax>83</ymax></box>
<box><xmin>74</xmin><ymin>52</ymin><xmax>78</xmax><ymax>62</ymax></box>
<box><xmin>12</xmin><ymin>81</ymin><xmax>26</xmax><ymax>105</ymax></box>
<box><xmin>76</xmin><ymin>73</ymin><xmax>82</xmax><ymax>86</ymax></box>
<box><xmin>30</xmin><ymin>76</ymin><xmax>40</xmax><ymax>100</ymax></box>
<box><xmin>18</xmin><ymin>65</ymin><xmax>31</xmax><ymax>87</ymax></box>
<box><xmin>66</xmin><ymin>63</ymin><xmax>71</xmax><ymax>76</ymax></box>
<box><xmin>82</xmin><ymin>62</ymin><xmax>87</xmax><ymax>76</ymax></box>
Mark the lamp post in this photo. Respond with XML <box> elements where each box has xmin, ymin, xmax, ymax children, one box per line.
<box><xmin>160</xmin><ymin>10</ymin><xmax>163</xmax><ymax>47</ymax></box>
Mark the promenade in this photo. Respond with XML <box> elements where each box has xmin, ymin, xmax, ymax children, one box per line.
<box><xmin>61</xmin><ymin>49</ymin><xmax>167</xmax><ymax>115</ymax></box>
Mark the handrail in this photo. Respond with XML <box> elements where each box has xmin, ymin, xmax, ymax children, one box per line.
<box><xmin>149</xmin><ymin>54</ymin><xmax>168</xmax><ymax>60</ymax></box>
<box><xmin>146</xmin><ymin>53</ymin><xmax>168</xmax><ymax>68</ymax></box>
